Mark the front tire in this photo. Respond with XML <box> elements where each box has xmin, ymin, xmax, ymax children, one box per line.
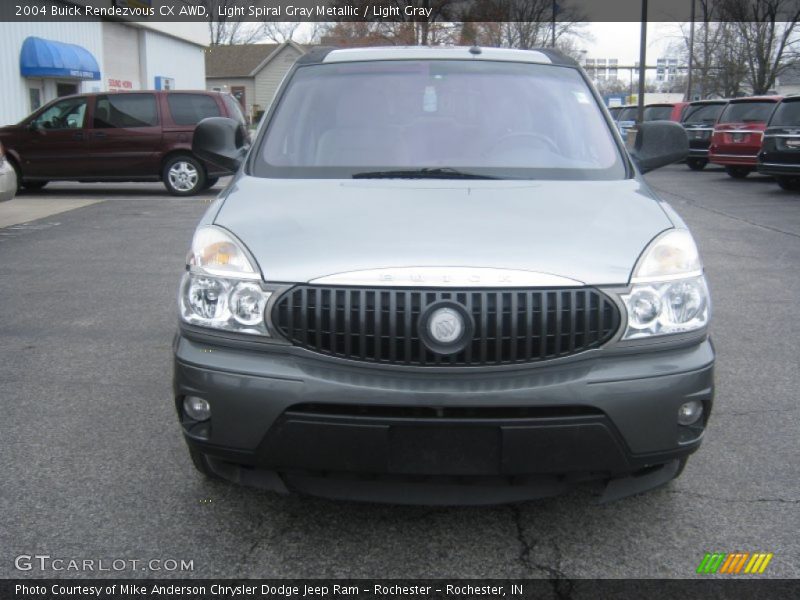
<box><xmin>687</xmin><ymin>158</ymin><xmax>707</xmax><ymax>171</ymax></box>
<box><xmin>725</xmin><ymin>166</ymin><xmax>751</xmax><ymax>179</ymax></box>
<box><xmin>163</xmin><ymin>155</ymin><xmax>206</xmax><ymax>196</ymax></box>
<box><xmin>776</xmin><ymin>176</ymin><xmax>800</xmax><ymax>191</ymax></box>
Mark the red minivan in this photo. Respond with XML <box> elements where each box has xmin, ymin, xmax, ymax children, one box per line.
<box><xmin>709</xmin><ymin>96</ymin><xmax>782</xmax><ymax>178</ymax></box>
<box><xmin>0</xmin><ymin>90</ymin><xmax>246</xmax><ymax>195</ymax></box>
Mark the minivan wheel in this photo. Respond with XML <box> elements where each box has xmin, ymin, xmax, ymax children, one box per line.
<box><xmin>163</xmin><ymin>155</ymin><xmax>206</xmax><ymax>196</ymax></box>
<box><xmin>725</xmin><ymin>166</ymin><xmax>751</xmax><ymax>179</ymax></box>
<box><xmin>687</xmin><ymin>158</ymin><xmax>707</xmax><ymax>171</ymax></box>
<box><xmin>776</xmin><ymin>176</ymin><xmax>800</xmax><ymax>191</ymax></box>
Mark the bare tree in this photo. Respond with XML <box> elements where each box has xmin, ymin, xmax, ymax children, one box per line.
<box><xmin>722</xmin><ymin>0</ymin><xmax>800</xmax><ymax>94</ymax></box>
<box><xmin>325</xmin><ymin>0</ymin><xmax>468</xmax><ymax>46</ymax></box>
<box><xmin>458</xmin><ymin>0</ymin><xmax>587</xmax><ymax>50</ymax></box>
<box><xmin>260</xmin><ymin>22</ymin><xmax>302</xmax><ymax>43</ymax></box>
<box><xmin>180</xmin><ymin>1</ymin><xmax>270</xmax><ymax>45</ymax></box>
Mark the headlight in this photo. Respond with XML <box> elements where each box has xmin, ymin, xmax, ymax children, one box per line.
<box><xmin>179</xmin><ymin>226</ymin><xmax>271</xmax><ymax>335</ymax></box>
<box><xmin>621</xmin><ymin>229</ymin><xmax>710</xmax><ymax>339</ymax></box>
<box><xmin>187</xmin><ymin>226</ymin><xmax>260</xmax><ymax>279</ymax></box>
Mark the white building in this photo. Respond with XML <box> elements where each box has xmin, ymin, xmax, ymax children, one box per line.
<box><xmin>0</xmin><ymin>16</ymin><xmax>209</xmax><ymax>126</ymax></box>
<box><xmin>583</xmin><ymin>58</ymin><xmax>620</xmax><ymax>83</ymax></box>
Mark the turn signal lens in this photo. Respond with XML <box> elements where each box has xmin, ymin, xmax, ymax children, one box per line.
<box><xmin>188</xmin><ymin>226</ymin><xmax>259</xmax><ymax>278</ymax></box>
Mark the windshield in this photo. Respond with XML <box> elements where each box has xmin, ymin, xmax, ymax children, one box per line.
<box><xmin>719</xmin><ymin>101</ymin><xmax>776</xmax><ymax>124</ymax></box>
<box><xmin>618</xmin><ymin>107</ymin><xmax>638</xmax><ymax>122</ymax></box>
<box><xmin>255</xmin><ymin>60</ymin><xmax>625</xmax><ymax>180</ymax></box>
<box><xmin>769</xmin><ymin>101</ymin><xmax>800</xmax><ymax>127</ymax></box>
<box><xmin>643</xmin><ymin>106</ymin><xmax>673</xmax><ymax>121</ymax></box>
<box><xmin>682</xmin><ymin>103</ymin><xmax>725</xmax><ymax>125</ymax></box>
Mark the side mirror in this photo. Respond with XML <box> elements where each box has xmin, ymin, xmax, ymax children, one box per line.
<box><xmin>192</xmin><ymin>117</ymin><xmax>249</xmax><ymax>172</ymax></box>
<box><xmin>27</xmin><ymin>121</ymin><xmax>40</xmax><ymax>132</ymax></box>
<box><xmin>628</xmin><ymin>121</ymin><xmax>688</xmax><ymax>174</ymax></box>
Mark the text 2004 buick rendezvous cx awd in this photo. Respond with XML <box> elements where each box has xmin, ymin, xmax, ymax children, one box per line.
<box><xmin>174</xmin><ymin>47</ymin><xmax>713</xmax><ymax>504</ymax></box>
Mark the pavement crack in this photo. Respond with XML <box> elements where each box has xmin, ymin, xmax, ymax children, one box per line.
<box><xmin>650</xmin><ymin>183</ymin><xmax>800</xmax><ymax>240</ymax></box>
<box><xmin>666</xmin><ymin>489</ymin><xmax>800</xmax><ymax>504</ymax></box>
<box><xmin>510</xmin><ymin>504</ymin><xmax>533</xmax><ymax>571</ymax></box>
<box><xmin>510</xmin><ymin>505</ymin><xmax>573</xmax><ymax>598</ymax></box>
<box><xmin>715</xmin><ymin>407</ymin><xmax>799</xmax><ymax>417</ymax></box>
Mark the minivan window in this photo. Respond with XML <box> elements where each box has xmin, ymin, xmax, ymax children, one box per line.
<box><xmin>769</xmin><ymin>100</ymin><xmax>800</xmax><ymax>126</ymax></box>
<box><xmin>167</xmin><ymin>93</ymin><xmax>221</xmax><ymax>126</ymax></box>
<box><xmin>719</xmin><ymin>101</ymin><xmax>776</xmax><ymax>124</ymax></box>
<box><xmin>32</xmin><ymin>97</ymin><xmax>87</xmax><ymax>130</ymax></box>
<box><xmin>682</xmin><ymin>103</ymin><xmax>725</xmax><ymax>125</ymax></box>
<box><xmin>222</xmin><ymin>94</ymin><xmax>247</xmax><ymax>126</ymax></box>
<box><xmin>643</xmin><ymin>106</ymin><xmax>673</xmax><ymax>121</ymax></box>
<box><xmin>256</xmin><ymin>60</ymin><xmax>625</xmax><ymax>180</ymax></box>
<box><xmin>94</xmin><ymin>94</ymin><xmax>158</xmax><ymax>128</ymax></box>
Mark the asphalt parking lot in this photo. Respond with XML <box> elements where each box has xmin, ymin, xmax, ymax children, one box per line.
<box><xmin>1</xmin><ymin>165</ymin><xmax>798</xmax><ymax>580</ymax></box>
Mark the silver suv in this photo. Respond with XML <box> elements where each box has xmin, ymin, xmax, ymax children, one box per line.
<box><xmin>175</xmin><ymin>46</ymin><xmax>711</xmax><ymax>504</ymax></box>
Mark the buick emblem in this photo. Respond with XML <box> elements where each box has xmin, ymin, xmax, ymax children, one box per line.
<box><xmin>428</xmin><ymin>307</ymin><xmax>464</xmax><ymax>344</ymax></box>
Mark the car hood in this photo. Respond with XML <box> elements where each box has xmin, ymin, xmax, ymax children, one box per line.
<box><xmin>213</xmin><ymin>177</ymin><xmax>674</xmax><ymax>286</ymax></box>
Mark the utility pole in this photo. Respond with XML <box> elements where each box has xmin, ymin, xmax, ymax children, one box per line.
<box><xmin>552</xmin><ymin>0</ymin><xmax>557</xmax><ymax>47</ymax></box>
<box><xmin>686</xmin><ymin>0</ymin><xmax>696</xmax><ymax>101</ymax></box>
<box><xmin>637</xmin><ymin>0</ymin><xmax>648</xmax><ymax>123</ymax></box>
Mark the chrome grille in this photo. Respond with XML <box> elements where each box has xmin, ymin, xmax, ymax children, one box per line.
<box><xmin>272</xmin><ymin>286</ymin><xmax>620</xmax><ymax>366</ymax></box>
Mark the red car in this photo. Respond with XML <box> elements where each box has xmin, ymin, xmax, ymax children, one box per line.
<box><xmin>643</xmin><ymin>102</ymin><xmax>689</xmax><ymax>122</ymax></box>
<box><xmin>0</xmin><ymin>90</ymin><xmax>246</xmax><ymax>195</ymax></box>
<box><xmin>709</xmin><ymin>96</ymin><xmax>782</xmax><ymax>178</ymax></box>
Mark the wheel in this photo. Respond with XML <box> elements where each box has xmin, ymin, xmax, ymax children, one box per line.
<box><xmin>203</xmin><ymin>177</ymin><xmax>219</xmax><ymax>190</ymax></box>
<box><xmin>163</xmin><ymin>155</ymin><xmax>206</xmax><ymax>196</ymax></box>
<box><xmin>776</xmin><ymin>176</ymin><xmax>800</xmax><ymax>191</ymax></box>
<box><xmin>187</xmin><ymin>444</ymin><xmax>218</xmax><ymax>479</ymax></box>
<box><xmin>687</xmin><ymin>158</ymin><xmax>707</xmax><ymax>171</ymax></box>
<box><xmin>8</xmin><ymin>160</ymin><xmax>21</xmax><ymax>194</ymax></box>
<box><xmin>21</xmin><ymin>180</ymin><xmax>48</xmax><ymax>191</ymax></box>
<box><xmin>725</xmin><ymin>166</ymin><xmax>751</xmax><ymax>179</ymax></box>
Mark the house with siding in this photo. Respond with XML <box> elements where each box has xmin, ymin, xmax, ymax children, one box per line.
<box><xmin>205</xmin><ymin>40</ymin><xmax>306</xmax><ymax>123</ymax></box>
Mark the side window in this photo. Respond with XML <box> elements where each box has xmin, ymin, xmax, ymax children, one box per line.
<box><xmin>166</xmin><ymin>94</ymin><xmax>221</xmax><ymax>126</ymax></box>
<box><xmin>33</xmin><ymin>98</ymin><xmax>88</xmax><ymax>130</ymax></box>
<box><xmin>94</xmin><ymin>94</ymin><xmax>158</xmax><ymax>128</ymax></box>
<box><xmin>222</xmin><ymin>94</ymin><xmax>247</xmax><ymax>126</ymax></box>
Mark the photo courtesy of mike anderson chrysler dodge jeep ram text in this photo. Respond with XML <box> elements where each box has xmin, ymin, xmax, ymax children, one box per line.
<box><xmin>174</xmin><ymin>46</ymin><xmax>712</xmax><ymax>504</ymax></box>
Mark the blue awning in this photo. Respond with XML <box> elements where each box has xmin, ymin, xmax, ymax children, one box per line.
<box><xmin>20</xmin><ymin>36</ymin><xmax>101</xmax><ymax>80</ymax></box>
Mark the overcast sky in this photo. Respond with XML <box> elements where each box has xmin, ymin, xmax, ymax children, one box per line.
<box><xmin>580</xmin><ymin>22</ymin><xmax>684</xmax><ymax>65</ymax></box>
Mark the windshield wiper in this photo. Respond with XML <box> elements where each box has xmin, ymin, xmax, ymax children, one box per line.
<box><xmin>352</xmin><ymin>167</ymin><xmax>499</xmax><ymax>180</ymax></box>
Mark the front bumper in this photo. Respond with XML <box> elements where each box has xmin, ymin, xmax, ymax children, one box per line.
<box><xmin>757</xmin><ymin>161</ymin><xmax>800</xmax><ymax>177</ymax></box>
<box><xmin>174</xmin><ymin>334</ymin><xmax>714</xmax><ymax>504</ymax></box>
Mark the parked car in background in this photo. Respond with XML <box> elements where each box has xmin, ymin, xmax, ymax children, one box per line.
<box><xmin>0</xmin><ymin>142</ymin><xmax>17</xmax><ymax>201</ymax></box>
<box><xmin>643</xmin><ymin>102</ymin><xmax>688</xmax><ymax>123</ymax></box>
<box><xmin>758</xmin><ymin>95</ymin><xmax>800</xmax><ymax>190</ymax></box>
<box><xmin>0</xmin><ymin>90</ymin><xmax>247</xmax><ymax>196</ymax></box>
<box><xmin>615</xmin><ymin>105</ymin><xmax>638</xmax><ymax>139</ymax></box>
<box><xmin>177</xmin><ymin>46</ymin><xmax>709</xmax><ymax>505</ymax></box>
<box><xmin>681</xmin><ymin>99</ymin><xmax>728</xmax><ymax>171</ymax></box>
<box><xmin>709</xmin><ymin>96</ymin><xmax>781</xmax><ymax>178</ymax></box>
<box><xmin>608</xmin><ymin>106</ymin><xmax>623</xmax><ymax>120</ymax></box>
